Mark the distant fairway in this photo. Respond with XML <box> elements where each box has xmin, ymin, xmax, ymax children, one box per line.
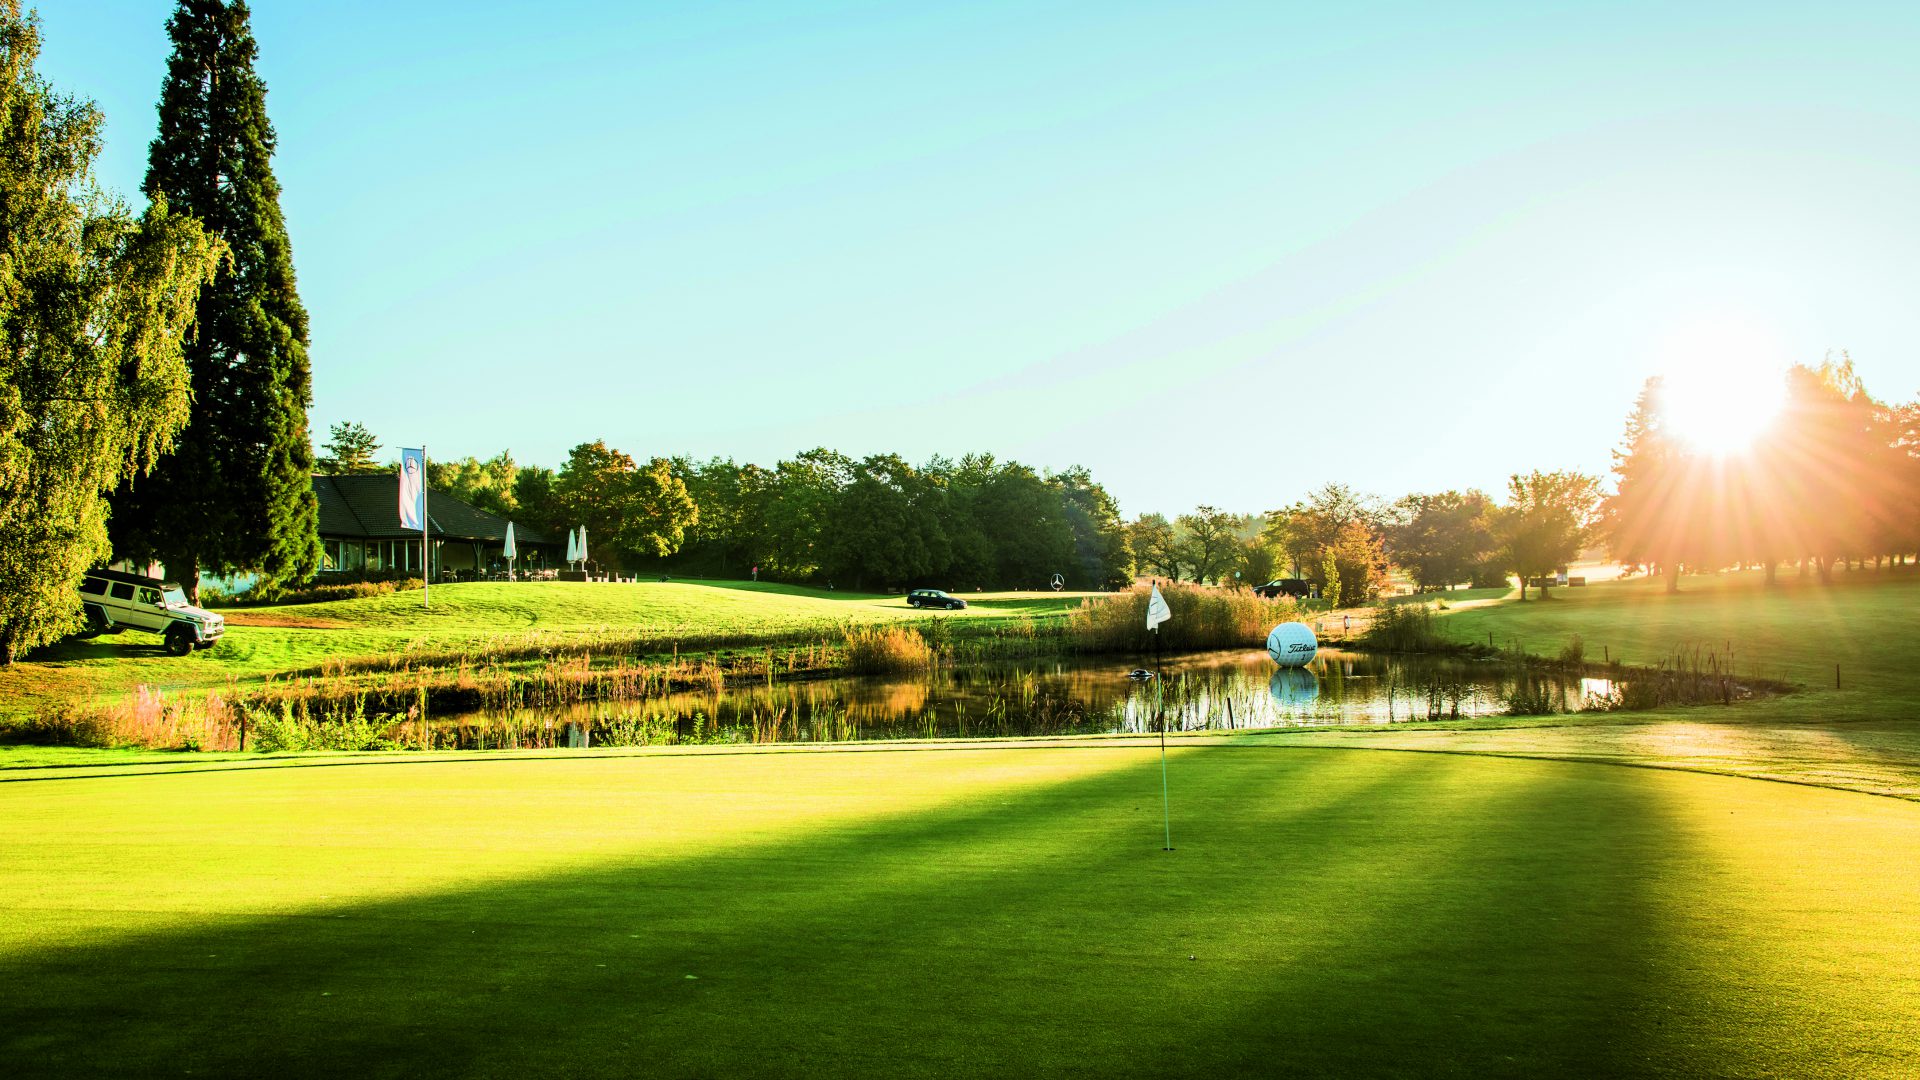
<box><xmin>3</xmin><ymin>744</ymin><xmax>1915</xmax><ymax>1077</ymax></box>
<box><xmin>1437</xmin><ymin>569</ymin><xmax>1920</xmax><ymax>698</ymax></box>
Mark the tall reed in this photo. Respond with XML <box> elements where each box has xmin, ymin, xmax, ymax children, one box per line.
<box><xmin>842</xmin><ymin>626</ymin><xmax>934</xmax><ymax>673</ymax></box>
<box><xmin>1063</xmin><ymin>582</ymin><xmax>1287</xmax><ymax>654</ymax></box>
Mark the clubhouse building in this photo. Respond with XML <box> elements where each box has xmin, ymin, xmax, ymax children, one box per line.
<box><xmin>314</xmin><ymin>474</ymin><xmax>559</xmax><ymax>580</ymax></box>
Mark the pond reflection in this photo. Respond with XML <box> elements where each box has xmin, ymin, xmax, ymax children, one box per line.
<box><xmin>427</xmin><ymin>649</ymin><xmax>1623</xmax><ymax>749</ymax></box>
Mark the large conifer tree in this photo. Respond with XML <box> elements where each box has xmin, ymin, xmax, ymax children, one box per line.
<box><xmin>111</xmin><ymin>0</ymin><xmax>318</xmax><ymax>600</ymax></box>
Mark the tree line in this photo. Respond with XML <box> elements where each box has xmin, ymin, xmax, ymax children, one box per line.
<box><xmin>323</xmin><ymin>423</ymin><xmax>1133</xmax><ymax>591</ymax></box>
<box><xmin>1607</xmin><ymin>355</ymin><xmax>1920</xmax><ymax>589</ymax></box>
<box><xmin>1123</xmin><ymin>356</ymin><xmax>1920</xmax><ymax>606</ymax></box>
<box><xmin>329</xmin><ymin>414</ymin><xmax>1605</xmax><ymax>601</ymax></box>
<box><xmin>1121</xmin><ymin>471</ymin><xmax>1600</xmax><ymax>605</ymax></box>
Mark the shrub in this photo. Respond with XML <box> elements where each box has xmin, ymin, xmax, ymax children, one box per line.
<box><xmin>245</xmin><ymin>698</ymin><xmax>402</xmax><ymax>751</ymax></box>
<box><xmin>842</xmin><ymin>626</ymin><xmax>933</xmax><ymax>673</ymax></box>
<box><xmin>1360</xmin><ymin>604</ymin><xmax>1449</xmax><ymax>653</ymax></box>
<box><xmin>1503</xmin><ymin>678</ymin><xmax>1559</xmax><ymax>716</ymax></box>
<box><xmin>1557</xmin><ymin>634</ymin><xmax>1585</xmax><ymax>665</ymax></box>
<box><xmin>6</xmin><ymin>688</ymin><xmax>241</xmax><ymax>750</ymax></box>
<box><xmin>917</xmin><ymin>617</ymin><xmax>954</xmax><ymax>652</ymax></box>
<box><xmin>1319</xmin><ymin>551</ymin><xmax>1343</xmax><ymax>610</ymax></box>
<box><xmin>5</xmin><ymin>706</ymin><xmax>115</xmax><ymax>747</ymax></box>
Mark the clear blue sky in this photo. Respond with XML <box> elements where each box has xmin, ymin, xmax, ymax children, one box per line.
<box><xmin>41</xmin><ymin>1</ymin><xmax>1920</xmax><ymax>517</ymax></box>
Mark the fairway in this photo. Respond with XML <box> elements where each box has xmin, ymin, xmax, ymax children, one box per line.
<box><xmin>4</xmin><ymin>745</ymin><xmax>1915</xmax><ymax>1078</ymax></box>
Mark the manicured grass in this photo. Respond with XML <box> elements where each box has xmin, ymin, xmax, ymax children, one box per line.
<box><xmin>1436</xmin><ymin>569</ymin><xmax>1920</xmax><ymax>698</ymax></box>
<box><xmin>1</xmin><ymin>743</ymin><xmax>1914</xmax><ymax>1077</ymax></box>
<box><xmin>1275</xmin><ymin>569</ymin><xmax>1920</xmax><ymax>799</ymax></box>
<box><xmin>0</xmin><ymin>580</ymin><xmax>1099</xmax><ymax>724</ymax></box>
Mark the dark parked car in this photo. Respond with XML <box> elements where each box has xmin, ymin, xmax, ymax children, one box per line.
<box><xmin>906</xmin><ymin>589</ymin><xmax>967</xmax><ymax>610</ymax></box>
<box><xmin>1253</xmin><ymin>578</ymin><xmax>1312</xmax><ymax>600</ymax></box>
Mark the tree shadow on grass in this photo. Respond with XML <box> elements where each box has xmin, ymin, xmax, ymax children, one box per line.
<box><xmin>0</xmin><ymin>746</ymin><xmax>1885</xmax><ymax>1078</ymax></box>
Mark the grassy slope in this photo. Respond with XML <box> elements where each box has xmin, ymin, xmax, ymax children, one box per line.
<box><xmin>1</xmin><ymin>744</ymin><xmax>1914</xmax><ymax>1078</ymax></box>
<box><xmin>0</xmin><ymin>580</ymin><xmax>1094</xmax><ymax>723</ymax></box>
<box><xmin>1251</xmin><ymin>570</ymin><xmax>1920</xmax><ymax>798</ymax></box>
<box><xmin>1438</xmin><ymin>569</ymin><xmax>1920</xmax><ymax>695</ymax></box>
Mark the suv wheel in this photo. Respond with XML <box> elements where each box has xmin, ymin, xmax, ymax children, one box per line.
<box><xmin>76</xmin><ymin>605</ymin><xmax>108</xmax><ymax>639</ymax></box>
<box><xmin>164</xmin><ymin>626</ymin><xmax>195</xmax><ymax>657</ymax></box>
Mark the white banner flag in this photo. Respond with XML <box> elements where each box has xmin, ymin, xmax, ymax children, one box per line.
<box><xmin>1146</xmin><ymin>583</ymin><xmax>1171</xmax><ymax>631</ymax></box>
<box><xmin>398</xmin><ymin>448</ymin><xmax>425</xmax><ymax>530</ymax></box>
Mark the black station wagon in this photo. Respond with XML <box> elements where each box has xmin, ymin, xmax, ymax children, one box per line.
<box><xmin>906</xmin><ymin>589</ymin><xmax>967</xmax><ymax>610</ymax></box>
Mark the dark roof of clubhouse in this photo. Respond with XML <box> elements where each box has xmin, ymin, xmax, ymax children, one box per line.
<box><xmin>312</xmin><ymin>474</ymin><xmax>557</xmax><ymax>545</ymax></box>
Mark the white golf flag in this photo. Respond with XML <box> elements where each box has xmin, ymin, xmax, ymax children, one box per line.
<box><xmin>1146</xmin><ymin>583</ymin><xmax>1171</xmax><ymax>630</ymax></box>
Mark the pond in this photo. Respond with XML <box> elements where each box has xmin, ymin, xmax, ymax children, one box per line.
<box><xmin>423</xmin><ymin>649</ymin><xmax>1632</xmax><ymax>749</ymax></box>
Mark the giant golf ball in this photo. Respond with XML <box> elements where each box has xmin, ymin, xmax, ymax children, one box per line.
<box><xmin>1266</xmin><ymin>621</ymin><xmax>1318</xmax><ymax>667</ymax></box>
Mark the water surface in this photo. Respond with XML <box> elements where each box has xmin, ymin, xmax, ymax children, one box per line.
<box><xmin>429</xmin><ymin>649</ymin><xmax>1625</xmax><ymax>749</ymax></box>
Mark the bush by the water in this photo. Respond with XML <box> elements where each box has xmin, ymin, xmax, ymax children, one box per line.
<box><xmin>842</xmin><ymin>626</ymin><xmax>934</xmax><ymax>673</ymax></box>
<box><xmin>15</xmin><ymin>687</ymin><xmax>241</xmax><ymax>750</ymax></box>
<box><xmin>1360</xmin><ymin>604</ymin><xmax>1451</xmax><ymax>653</ymax></box>
<box><xmin>1065</xmin><ymin>583</ymin><xmax>1288</xmax><ymax>654</ymax></box>
<box><xmin>244</xmin><ymin>698</ymin><xmax>403</xmax><ymax>752</ymax></box>
<box><xmin>1503</xmin><ymin>676</ymin><xmax>1560</xmax><ymax>716</ymax></box>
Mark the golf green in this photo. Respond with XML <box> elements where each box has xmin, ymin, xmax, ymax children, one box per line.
<box><xmin>3</xmin><ymin>744</ymin><xmax>1915</xmax><ymax>1077</ymax></box>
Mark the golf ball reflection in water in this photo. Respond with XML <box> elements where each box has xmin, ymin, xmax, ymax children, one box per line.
<box><xmin>1269</xmin><ymin>667</ymin><xmax>1321</xmax><ymax>708</ymax></box>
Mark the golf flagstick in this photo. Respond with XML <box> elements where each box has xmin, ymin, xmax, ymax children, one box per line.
<box><xmin>1146</xmin><ymin>582</ymin><xmax>1173</xmax><ymax>851</ymax></box>
<box><xmin>1158</xmin><ymin>625</ymin><xmax>1171</xmax><ymax>851</ymax></box>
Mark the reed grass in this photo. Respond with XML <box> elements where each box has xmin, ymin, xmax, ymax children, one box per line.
<box><xmin>1359</xmin><ymin>603</ymin><xmax>1456</xmax><ymax>654</ymax></box>
<box><xmin>1063</xmin><ymin>582</ymin><xmax>1286</xmax><ymax>654</ymax></box>
<box><xmin>842</xmin><ymin>627</ymin><xmax>934</xmax><ymax>674</ymax></box>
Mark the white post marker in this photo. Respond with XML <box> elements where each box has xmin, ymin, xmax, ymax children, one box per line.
<box><xmin>422</xmin><ymin>444</ymin><xmax>429</xmax><ymax>611</ymax></box>
<box><xmin>1146</xmin><ymin>583</ymin><xmax>1173</xmax><ymax>851</ymax></box>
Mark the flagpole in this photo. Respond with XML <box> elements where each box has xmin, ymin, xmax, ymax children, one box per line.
<box><xmin>422</xmin><ymin>444</ymin><xmax>429</xmax><ymax>611</ymax></box>
<box><xmin>1157</xmin><ymin>623</ymin><xmax>1171</xmax><ymax>852</ymax></box>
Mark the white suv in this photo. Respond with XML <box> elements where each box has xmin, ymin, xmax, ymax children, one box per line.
<box><xmin>78</xmin><ymin>570</ymin><xmax>226</xmax><ymax>656</ymax></box>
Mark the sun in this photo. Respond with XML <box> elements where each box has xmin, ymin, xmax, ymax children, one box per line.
<box><xmin>1659</xmin><ymin>361</ymin><xmax>1787</xmax><ymax>456</ymax></box>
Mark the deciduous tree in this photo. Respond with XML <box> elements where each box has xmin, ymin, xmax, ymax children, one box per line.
<box><xmin>1385</xmin><ymin>489</ymin><xmax>1497</xmax><ymax>591</ymax></box>
<box><xmin>1499</xmin><ymin>470</ymin><xmax>1600</xmax><ymax>600</ymax></box>
<box><xmin>819</xmin><ymin>454</ymin><xmax>946</xmax><ymax>589</ymax></box>
<box><xmin>1049</xmin><ymin>466</ymin><xmax>1132</xmax><ymax>589</ymax></box>
<box><xmin>1175</xmin><ymin>505</ymin><xmax>1246</xmax><ymax>585</ymax></box>
<box><xmin>553</xmin><ymin>441</ymin><xmax>697</xmax><ymax>570</ymax></box>
<box><xmin>0</xmin><ymin>2</ymin><xmax>220</xmax><ymax>663</ymax></box>
<box><xmin>428</xmin><ymin>452</ymin><xmax>517</xmax><ymax>517</ymax></box>
<box><xmin>1127</xmin><ymin>513</ymin><xmax>1183</xmax><ymax>581</ymax></box>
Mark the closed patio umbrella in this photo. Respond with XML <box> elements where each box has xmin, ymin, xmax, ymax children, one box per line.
<box><xmin>502</xmin><ymin>521</ymin><xmax>516</xmax><ymax>579</ymax></box>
